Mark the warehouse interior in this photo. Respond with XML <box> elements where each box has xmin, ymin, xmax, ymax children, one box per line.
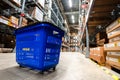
<box><xmin>0</xmin><ymin>0</ymin><xmax>120</xmax><ymax>80</ymax></box>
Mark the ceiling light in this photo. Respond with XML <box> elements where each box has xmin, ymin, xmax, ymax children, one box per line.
<box><xmin>72</xmin><ymin>19</ymin><xmax>75</xmax><ymax>23</ymax></box>
<box><xmin>64</xmin><ymin>20</ymin><xmax>67</xmax><ymax>24</ymax></box>
<box><xmin>71</xmin><ymin>15</ymin><xmax>74</xmax><ymax>20</ymax></box>
<box><xmin>69</xmin><ymin>0</ymin><xmax>72</xmax><ymax>8</ymax></box>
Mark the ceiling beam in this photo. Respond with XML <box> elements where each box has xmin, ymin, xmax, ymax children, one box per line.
<box><xmin>94</xmin><ymin>0</ymin><xmax>120</xmax><ymax>6</ymax></box>
<box><xmin>88</xmin><ymin>24</ymin><xmax>106</xmax><ymax>27</ymax></box>
<box><xmin>90</xmin><ymin>12</ymin><xmax>111</xmax><ymax>17</ymax></box>
<box><xmin>64</xmin><ymin>11</ymin><xmax>79</xmax><ymax>15</ymax></box>
<box><xmin>69</xmin><ymin>24</ymin><xmax>79</xmax><ymax>27</ymax></box>
<box><xmin>92</xmin><ymin>6</ymin><xmax>116</xmax><ymax>13</ymax></box>
<box><xmin>88</xmin><ymin>21</ymin><xmax>108</xmax><ymax>25</ymax></box>
<box><xmin>89</xmin><ymin>17</ymin><xmax>112</xmax><ymax>21</ymax></box>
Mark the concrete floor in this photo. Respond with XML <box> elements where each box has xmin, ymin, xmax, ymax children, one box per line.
<box><xmin>0</xmin><ymin>52</ymin><xmax>115</xmax><ymax>80</ymax></box>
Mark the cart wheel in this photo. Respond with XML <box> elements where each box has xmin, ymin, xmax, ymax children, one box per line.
<box><xmin>53</xmin><ymin>67</ymin><xmax>56</xmax><ymax>71</ymax></box>
<box><xmin>40</xmin><ymin>71</ymin><xmax>44</xmax><ymax>74</ymax></box>
<box><xmin>19</xmin><ymin>65</ymin><xmax>23</xmax><ymax>68</ymax></box>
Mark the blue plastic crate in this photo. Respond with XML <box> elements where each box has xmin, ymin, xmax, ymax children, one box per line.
<box><xmin>15</xmin><ymin>22</ymin><xmax>64</xmax><ymax>71</ymax></box>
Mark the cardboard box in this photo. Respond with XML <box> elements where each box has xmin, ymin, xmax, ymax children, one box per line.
<box><xmin>22</xmin><ymin>23</ymin><xmax>27</xmax><ymax>27</ymax></box>
<box><xmin>107</xmin><ymin>52</ymin><xmax>120</xmax><ymax>56</ymax></box>
<box><xmin>90</xmin><ymin>47</ymin><xmax>106</xmax><ymax>64</ymax></box>
<box><xmin>12</xmin><ymin>0</ymin><xmax>21</xmax><ymax>6</ymax></box>
<box><xmin>109</xmin><ymin>36</ymin><xmax>120</xmax><ymax>43</ymax></box>
<box><xmin>90</xmin><ymin>48</ymin><xmax>94</xmax><ymax>58</ymax></box>
<box><xmin>107</xmin><ymin>27</ymin><xmax>120</xmax><ymax>39</ymax></box>
<box><xmin>106</xmin><ymin>56</ymin><xmax>120</xmax><ymax>63</ymax></box>
<box><xmin>37</xmin><ymin>0</ymin><xmax>45</xmax><ymax>7</ymax></box>
<box><xmin>106</xmin><ymin>17</ymin><xmax>120</xmax><ymax>32</ymax></box>
<box><xmin>104</xmin><ymin>41</ymin><xmax>120</xmax><ymax>48</ymax></box>
<box><xmin>22</xmin><ymin>17</ymin><xmax>28</xmax><ymax>24</ymax></box>
<box><xmin>9</xmin><ymin>16</ymin><xmax>19</xmax><ymax>25</ymax></box>
<box><xmin>0</xmin><ymin>16</ymin><xmax>8</xmax><ymax>25</ymax></box>
<box><xmin>32</xmin><ymin>7</ymin><xmax>43</xmax><ymax>21</ymax></box>
<box><xmin>8</xmin><ymin>21</ymin><xmax>13</xmax><ymax>27</ymax></box>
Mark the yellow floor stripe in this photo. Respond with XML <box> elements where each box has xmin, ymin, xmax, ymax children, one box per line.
<box><xmin>90</xmin><ymin>59</ymin><xmax>120</xmax><ymax>80</ymax></box>
<box><xmin>112</xmin><ymin>75</ymin><xmax>119</xmax><ymax>80</ymax></box>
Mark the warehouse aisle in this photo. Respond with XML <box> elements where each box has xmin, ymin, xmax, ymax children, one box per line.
<box><xmin>0</xmin><ymin>53</ymin><xmax>114</xmax><ymax>80</ymax></box>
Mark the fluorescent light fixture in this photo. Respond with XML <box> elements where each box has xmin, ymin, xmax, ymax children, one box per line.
<box><xmin>71</xmin><ymin>15</ymin><xmax>75</xmax><ymax>23</ymax></box>
<box><xmin>64</xmin><ymin>20</ymin><xmax>67</xmax><ymax>24</ymax></box>
<box><xmin>71</xmin><ymin>15</ymin><xmax>74</xmax><ymax>20</ymax></box>
<box><xmin>69</xmin><ymin>0</ymin><xmax>72</xmax><ymax>8</ymax></box>
<box><xmin>72</xmin><ymin>19</ymin><xmax>75</xmax><ymax>23</ymax></box>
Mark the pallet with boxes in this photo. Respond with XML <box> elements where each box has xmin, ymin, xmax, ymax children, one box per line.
<box><xmin>0</xmin><ymin>16</ymin><xmax>28</xmax><ymax>28</ymax></box>
<box><xmin>90</xmin><ymin>47</ymin><xmax>106</xmax><ymax>65</ymax></box>
<box><xmin>61</xmin><ymin>37</ymin><xmax>70</xmax><ymax>52</ymax></box>
<box><xmin>104</xmin><ymin>17</ymin><xmax>120</xmax><ymax>70</ymax></box>
<box><xmin>0</xmin><ymin>16</ymin><xmax>18</xmax><ymax>28</ymax></box>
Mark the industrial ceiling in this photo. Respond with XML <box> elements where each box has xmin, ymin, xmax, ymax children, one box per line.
<box><xmin>57</xmin><ymin>0</ymin><xmax>120</xmax><ymax>37</ymax></box>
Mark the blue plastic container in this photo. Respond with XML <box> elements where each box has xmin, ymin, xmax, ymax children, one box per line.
<box><xmin>15</xmin><ymin>22</ymin><xmax>64</xmax><ymax>71</ymax></box>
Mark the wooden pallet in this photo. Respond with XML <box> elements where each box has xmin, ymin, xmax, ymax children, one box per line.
<box><xmin>90</xmin><ymin>58</ymin><xmax>105</xmax><ymax>66</ymax></box>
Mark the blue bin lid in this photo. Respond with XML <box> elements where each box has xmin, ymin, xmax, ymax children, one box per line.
<box><xmin>15</xmin><ymin>22</ymin><xmax>64</xmax><ymax>36</ymax></box>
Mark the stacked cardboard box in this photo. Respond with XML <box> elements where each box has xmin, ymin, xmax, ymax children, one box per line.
<box><xmin>0</xmin><ymin>16</ymin><xmax>9</xmax><ymax>25</ymax></box>
<box><xmin>90</xmin><ymin>47</ymin><xmax>106</xmax><ymax>65</ymax></box>
<box><xmin>106</xmin><ymin>52</ymin><xmax>120</xmax><ymax>70</ymax></box>
<box><xmin>96</xmin><ymin>32</ymin><xmax>108</xmax><ymax>46</ymax></box>
<box><xmin>28</xmin><ymin>6</ymin><xmax>43</xmax><ymax>22</ymax></box>
<box><xmin>0</xmin><ymin>16</ymin><xmax>18</xmax><ymax>28</ymax></box>
<box><xmin>37</xmin><ymin>0</ymin><xmax>45</xmax><ymax>7</ymax></box>
<box><xmin>104</xmin><ymin>41</ymin><xmax>120</xmax><ymax>51</ymax></box>
<box><xmin>11</xmin><ymin>0</ymin><xmax>21</xmax><ymax>6</ymax></box>
<box><xmin>32</xmin><ymin>7</ymin><xmax>43</xmax><ymax>21</ymax></box>
<box><xmin>109</xmin><ymin>36</ymin><xmax>120</xmax><ymax>43</ymax></box>
<box><xmin>104</xmin><ymin>17</ymin><xmax>120</xmax><ymax>70</ymax></box>
<box><xmin>9</xmin><ymin>16</ymin><xmax>19</xmax><ymax>26</ymax></box>
<box><xmin>22</xmin><ymin>17</ymin><xmax>28</xmax><ymax>27</ymax></box>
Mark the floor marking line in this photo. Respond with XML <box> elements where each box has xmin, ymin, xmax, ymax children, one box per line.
<box><xmin>90</xmin><ymin>59</ymin><xmax>120</xmax><ymax>80</ymax></box>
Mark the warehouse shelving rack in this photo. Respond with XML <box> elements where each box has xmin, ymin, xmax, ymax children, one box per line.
<box><xmin>0</xmin><ymin>0</ymin><xmax>67</xmax><ymax>52</ymax></box>
<box><xmin>0</xmin><ymin>0</ymin><xmax>66</xmax><ymax>31</ymax></box>
<box><xmin>78</xmin><ymin>0</ymin><xmax>94</xmax><ymax>57</ymax></box>
<box><xmin>62</xmin><ymin>33</ymin><xmax>70</xmax><ymax>52</ymax></box>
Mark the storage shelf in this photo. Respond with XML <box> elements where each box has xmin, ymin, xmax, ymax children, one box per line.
<box><xmin>107</xmin><ymin>23</ymin><xmax>120</xmax><ymax>33</ymax></box>
<box><xmin>2</xmin><ymin>0</ymin><xmax>21</xmax><ymax>10</ymax></box>
<box><xmin>0</xmin><ymin>24</ymin><xmax>15</xmax><ymax>35</ymax></box>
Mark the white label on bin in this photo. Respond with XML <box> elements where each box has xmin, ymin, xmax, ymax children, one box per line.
<box><xmin>53</xmin><ymin>31</ymin><xmax>59</xmax><ymax>35</ymax></box>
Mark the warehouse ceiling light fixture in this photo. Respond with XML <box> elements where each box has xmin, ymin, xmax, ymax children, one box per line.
<box><xmin>71</xmin><ymin>15</ymin><xmax>74</xmax><ymax>20</ymax></box>
<box><xmin>73</xmin><ymin>19</ymin><xmax>75</xmax><ymax>23</ymax></box>
<box><xmin>64</xmin><ymin>20</ymin><xmax>67</xmax><ymax>24</ymax></box>
<box><xmin>69</xmin><ymin>0</ymin><xmax>72</xmax><ymax>8</ymax></box>
<box><xmin>71</xmin><ymin>15</ymin><xmax>75</xmax><ymax>23</ymax></box>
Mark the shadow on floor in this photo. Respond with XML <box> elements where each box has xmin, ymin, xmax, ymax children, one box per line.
<box><xmin>0</xmin><ymin>66</ymin><xmax>64</xmax><ymax>80</ymax></box>
<box><xmin>112</xmin><ymin>67</ymin><xmax>120</xmax><ymax>74</ymax></box>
